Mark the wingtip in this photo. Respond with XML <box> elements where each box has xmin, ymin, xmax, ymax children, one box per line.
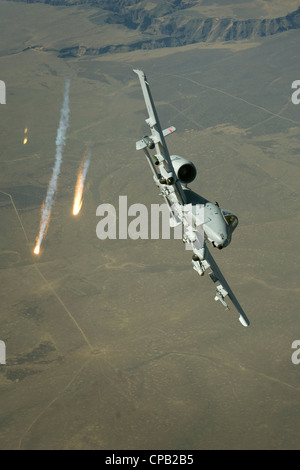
<box><xmin>133</xmin><ymin>68</ymin><xmax>144</xmax><ymax>76</ymax></box>
<box><xmin>239</xmin><ymin>315</ymin><xmax>250</xmax><ymax>327</ymax></box>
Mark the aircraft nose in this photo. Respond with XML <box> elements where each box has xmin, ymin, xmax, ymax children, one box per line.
<box><xmin>212</xmin><ymin>232</ymin><xmax>231</xmax><ymax>249</ymax></box>
<box><xmin>214</xmin><ymin>233</ymin><xmax>226</xmax><ymax>246</ymax></box>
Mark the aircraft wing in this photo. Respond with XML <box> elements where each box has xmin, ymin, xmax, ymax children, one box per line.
<box><xmin>134</xmin><ymin>68</ymin><xmax>249</xmax><ymax>328</ymax></box>
<box><xmin>192</xmin><ymin>245</ymin><xmax>250</xmax><ymax>327</ymax></box>
<box><xmin>134</xmin><ymin>69</ymin><xmax>186</xmax><ymax>205</ymax></box>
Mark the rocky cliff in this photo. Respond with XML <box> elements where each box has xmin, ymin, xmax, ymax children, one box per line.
<box><xmin>9</xmin><ymin>0</ymin><xmax>300</xmax><ymax>57</ymax></box>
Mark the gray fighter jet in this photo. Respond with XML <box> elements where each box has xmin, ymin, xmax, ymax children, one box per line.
<box><xmin>134</xmin><ymin>69</ymin><xmax>250</xmax><ymax>327</ymax></box>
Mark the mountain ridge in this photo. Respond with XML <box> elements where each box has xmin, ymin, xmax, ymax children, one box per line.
<box><xmin>6</xmin><ymin>1</ymin><xmax>300</xmax><ymax>57</ymax></box>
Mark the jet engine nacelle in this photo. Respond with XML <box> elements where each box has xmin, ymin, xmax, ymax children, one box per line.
<box><xmin>170</xmin><ymin>155</ymin><xmax>197</xmax><ymax>184</ymax></box>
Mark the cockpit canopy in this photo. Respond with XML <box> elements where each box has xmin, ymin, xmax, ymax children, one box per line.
<box><xmin>222</xmin><ymin>211</ymin><xmax>238</xmax><ymax>233</ymax></box>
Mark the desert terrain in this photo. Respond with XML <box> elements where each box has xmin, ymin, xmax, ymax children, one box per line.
<box><xmin>0</xmin><ymin>0</ymin><xmax>299</xmax><ymax>449</ymax></box>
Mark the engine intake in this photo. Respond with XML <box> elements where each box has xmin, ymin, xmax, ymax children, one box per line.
<box><xmin>170</xmin><ymin>155</ymin><xmax>197</xmax><ymax>184</ymax></box>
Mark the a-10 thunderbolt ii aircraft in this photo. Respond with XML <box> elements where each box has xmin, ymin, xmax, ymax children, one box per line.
<box><xmin>134</xmin><ymin>69</ymin><xmax>250</xmax><ymax>327</ymax></box>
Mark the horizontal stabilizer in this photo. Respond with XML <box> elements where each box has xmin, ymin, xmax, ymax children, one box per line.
<box><xmin>136</xmin><ymin>126</ymin><xmax>176</xmax><ymax>151</ymax></box>
<box><xmin>163</xmin><ymin>126</ymin><xmax>176</xmax><ymax>137</ymax></box>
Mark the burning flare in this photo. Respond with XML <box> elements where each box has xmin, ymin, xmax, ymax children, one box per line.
<box><xmin>23</xmin><ymin>127</ymin><xmax>28</xmax><ymax>144</ymax></box>
<box><xmin>73</xmin><ymin>196</ymin><xmax>83</xmax><ymax>216</ymax></box>
<box><xmin>72</xmin><ymin>148</ymin><xmax>91</xmax><ymax>216</ymax></box>
<box><xmin>33</xmin><ymin>244</ymin><xmax>40</xmax><ymax>255</ymax></box>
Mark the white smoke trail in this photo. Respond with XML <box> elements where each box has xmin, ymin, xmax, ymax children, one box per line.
<box><xmin>34</xmin><ymin>78</ymin><xmax>71</xmax><ymax>254</ymax></box>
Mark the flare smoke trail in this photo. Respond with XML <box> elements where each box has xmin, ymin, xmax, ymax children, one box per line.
<box><xmin>73</xmin><ymin>147</ymin><xmax>91</xmax><ymax>216</ymax></box>
<box><xmin>34</xmin><ymin>78</ymin><xmax>71</xmax><ymax>254</ymax></box>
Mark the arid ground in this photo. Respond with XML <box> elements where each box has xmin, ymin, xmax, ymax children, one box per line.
<box><xmin>0</xmin><ymin>0</ymin><xmax>299</xmax><ymax>450</ymax></box>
